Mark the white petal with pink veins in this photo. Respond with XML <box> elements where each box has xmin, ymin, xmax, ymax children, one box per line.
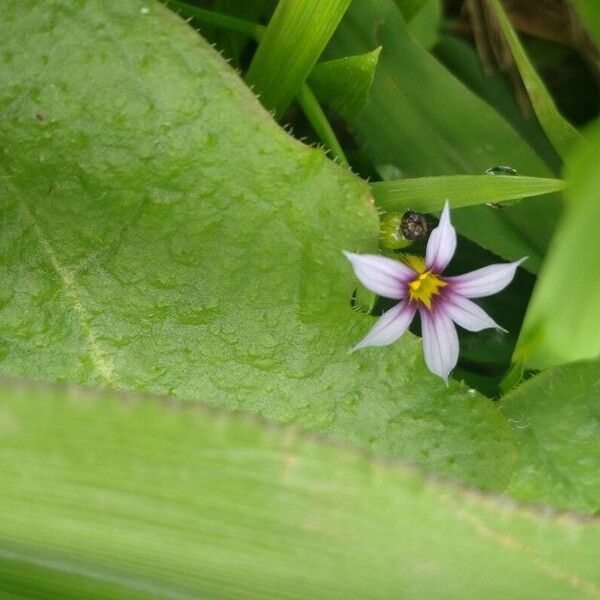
<box><xmin>420</xmin><ymin>307</ymin><xmax>459</xmax><ymax>384</ymax></box>
<box><xmin>343</xmin><ymin>251</ymin><xmax>415</xmax><ymax>299</ymax></box>
<box><xmin>445</xmin><ymin>258</ymin><xmax>526</xmax><ymax>298</ymax></box>
<box><xmin>442</xmin><ymin>292</ymin><xmax>504</xmax><ymax>332</ymax></box>
<box><xmin>425</xmin><ymin>200</ymin><xmax>456</xmax><ymax>273</ymax></box>
<box><xmin>352</xmin><ymin>300</ymin><xmax>417</xmax><ymax>351</ymax></box>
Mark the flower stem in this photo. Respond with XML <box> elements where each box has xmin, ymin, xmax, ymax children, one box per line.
<box><xmin>166</xmin><ymin>1</ymin><xmax>265</xmax><ymax>42</ymax></box>
<box><xmin>296</xmin><ymin>84</ymin><xmax>349</xmax><ymax>167</ymax></box>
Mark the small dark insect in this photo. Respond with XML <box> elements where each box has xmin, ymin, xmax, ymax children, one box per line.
<box><xmin>400</xmin><ymin>211</ymin><xmax>428</xmax><ymax>241</ymax></box>
<box><xmin>35</xmin><ymin>113</ymin><xmax>44</xmax><ymax>122</ymax></box>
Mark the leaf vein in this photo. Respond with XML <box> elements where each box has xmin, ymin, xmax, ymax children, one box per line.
<box><xmin>7</xmin><ymin>179</ymin><xmax>116</xmax><ymax>386</ymax></box>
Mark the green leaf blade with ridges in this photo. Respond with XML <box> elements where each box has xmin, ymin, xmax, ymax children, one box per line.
<box><xmin>0</xmin><ymin>379</ymin><xmax>599</xmax><ymax>599</ymax></box>
<box><xmin>371</xmin><ymin>175</ymin><xmax>566</xmax><ymax>213</ymax></box>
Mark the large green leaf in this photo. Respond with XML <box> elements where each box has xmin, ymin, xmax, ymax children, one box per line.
<box><xmin>0</xmin><ymin>0</ymin><xmax>515</xmax><ymax>488</ymax></box>
<box><xmin>501</xmin><ymin>360</ymin><xmax>600</xmax><ymax>514</ymax></box>
<box><xmin>1</xmin><ymin>379</ymin><xmax>599</xmax><ymax>599</ymax></box>
<box><xmin>515</xmin><ymin>120</ymin><xmax>600</xmax><ymax>368</ymax></box>
<box><xmin>328</xmin><ymin>0</ymin><xmax>562</xmax><ymax>273</ymax></box>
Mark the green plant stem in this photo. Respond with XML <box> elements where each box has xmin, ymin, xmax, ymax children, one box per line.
<box><xmin>167</xmin><ymin>0</ymin><xmax>266</xmax><ymax>41</ymax></box>
<box><xmin>166</xmin><ymin>0</ymin><xmax>348</xmax><ymax>167</ymax></box>
<box><xmin>297</xmin><ymin>84</ymin><xmax>349</xmax><ymax>166</ymax></box>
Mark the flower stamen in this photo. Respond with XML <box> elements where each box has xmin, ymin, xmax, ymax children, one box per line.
<box><xmin>408</xmin><ymin>271</ymin><xmax>446</xmax><ymax>309</ymax></box>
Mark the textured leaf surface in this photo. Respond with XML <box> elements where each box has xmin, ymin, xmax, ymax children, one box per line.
<box><xmin>1</xmin><ymin>380</ymin><xmax>599</xmax><ymax>599</ymax></box>
<box><xmin>329</xmin><ymin>0</ymin><xmax>562</xmax><ymax>273</ymax></box>
<box><xmin>516</xmin><ymin>120</ymin><xmax>600</xmax><ymax>368</ymax></box>
<box><xmin>0</xmin><ymin>0</ymin><xmax>516</xmax><ymax>488</ymax></box>
<box><xmin>501</xmin><ymin>360</ymin><xmax>600</xmax><ymax>513</ymax></box>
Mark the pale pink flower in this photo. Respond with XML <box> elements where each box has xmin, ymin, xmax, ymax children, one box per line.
<box><xmin>344</xmin><ymin>201</ymin><xmax>525</xmax><ymax>383</ymax></box>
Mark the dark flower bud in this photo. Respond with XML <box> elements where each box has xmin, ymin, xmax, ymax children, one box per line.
<box><xmin>379</xmin><ymin>211</ymin><xmax>428</xmax><ymax>250</ymax></box>
<box><xmin>400</xmin><ymin>211</ymin><xmax>428</xmax><ymax>241</ymax></box>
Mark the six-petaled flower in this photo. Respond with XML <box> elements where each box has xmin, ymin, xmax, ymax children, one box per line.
<box><xmin>344</xmin><ymin>201</ymin><xmax>525</xmax><ymax>383</ymax></box>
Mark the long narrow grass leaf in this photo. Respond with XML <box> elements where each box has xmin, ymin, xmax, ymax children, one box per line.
<box><xmin>490</xmin><ymin>0</ymin><xmax>583</xmax><ymax>160</ymax></box>
<box><xmin>571</xmin><ymin>0</ymin><xmax>600</xmax><ymax>46</ymax></box>
<box><xmin>514</xmin><ymin>120</ymin><xmax>600</xmax><ymax>369</ymax></box>
<box><xmin>371</xmin><ymin>175</ymin><xmax>566</xmax><ymax>213</ymax></box>
<box><xmin>246</xmin><ymin>0</ymin><xmax>351</xmax><ymax>119</ymax></box>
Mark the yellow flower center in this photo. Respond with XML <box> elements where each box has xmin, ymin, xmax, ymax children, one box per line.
<box><xmin>401</xmin><ymin>255</ymin><xmax>446</xmax><ymax>309</ymax></box>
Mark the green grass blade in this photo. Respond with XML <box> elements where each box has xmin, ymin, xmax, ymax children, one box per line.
<box><xmin>490</xmin><ymin>0</ymin><xmax>584</xmax><ymax>160</ymax></box>
<box><xmin>514</xmin><ymin>119</ymin><xmax>600</xmax><ymax>369</ymax></box>
<box><xmin>371</xmin><ymin>175</ymin><xmax>566</xmax><ymax>213</ymax></box>
<box><xmin>406</xmin><ymin>0</ymin><xmax>442</xmax><ymax>49</ymax></box>
<box><xmin>433</xmin><ymin>36</ymin><xmax>561</xmax><ymax>173</ymax></box>
<box><xmin>308</xmin><ymin>48</ymin><xmax>381</xmax><ymax>120</ymax></box>
<box><xmin>1</xmin><ymin>379</ymin><xmax>600</xmax><ymax>599</ymax></box>
<box><xmin>246</xmin><ymin>0</ymin><xmax>351</xmax><ymax>119</ymax></box>
<box><xmin>571</xmin><ymin>0</ymin><xmax>600</xmax><ymax>46</ymax></box>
